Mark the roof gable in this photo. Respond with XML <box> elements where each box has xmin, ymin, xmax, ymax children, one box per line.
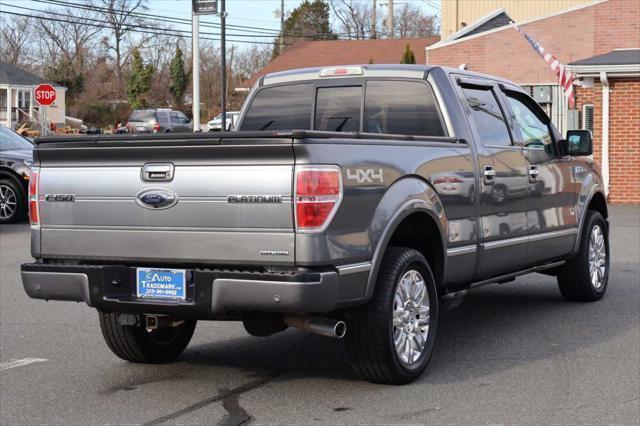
<box><xmin>0</xmin><ymin>61</ymin><xmax>60</xmax><ymax>87</ymax></box>
<box><xmin>570</xmin><ymin>48</ymin><xmax>640</xmax><ymax>66</ymax></box>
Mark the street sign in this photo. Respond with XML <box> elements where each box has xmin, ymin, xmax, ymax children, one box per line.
<box><xmin>192</xmin><ymin>0</ymin><xmax>217</xmax><ymax>14</ymax></box>
<box><xmin>34</xmin><ymin>84</ymin><xmax>56</xmax><ymax>106</ymax></box>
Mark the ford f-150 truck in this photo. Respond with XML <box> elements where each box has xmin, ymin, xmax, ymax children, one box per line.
<box><xmin>21</xmin><ymin>65</ymin><xmax>609</xmax><ymax>384</ymax></box>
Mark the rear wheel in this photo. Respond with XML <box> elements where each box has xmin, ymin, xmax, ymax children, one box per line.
<box><xmin>99</xmin><ymin>312</ymin><xmax>196</xmax><ymax>363</ymax></box>
<box><xmin>557</xmin><ymin>211</ymin><xmax>609</xmax><ymax>301</ymax></box>
<box><xmin>0</xmin><ymin>179</ymin><xmax>25</xmax><ymax>224</ymax></box>
<box><xmin>347</xmin><ymin>247</ymin><xmax>438</xmax><ymax>384</ymax></box>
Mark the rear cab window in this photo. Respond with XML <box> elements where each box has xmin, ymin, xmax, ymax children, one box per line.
<box><xmin>240</xmin><ymin>84</ymin><xmax>313</xmax><ymax>131</ymax></box>
<box><xmin>239</xmin><ymin>78</ymin><xmax>446</xmax><ymax>137</ymax></box>
<box><xmin>364</xmin><ymin>80</ymin><xmax>444</xmax><ymax>136</ymax></box>
<box><xmin>129</xmin><ymin>110</ymin><xmax>155</xmax><ymax>122</ymax></box>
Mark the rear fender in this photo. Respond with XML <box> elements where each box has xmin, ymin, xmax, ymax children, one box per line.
<box><xmin>363</xmin><ymin>176</ymin><xmax>447</xmax><ymax>301</ymax></box>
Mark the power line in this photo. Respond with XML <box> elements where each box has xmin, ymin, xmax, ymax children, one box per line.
<box><xmin>2</xmin><ymin>2</ymin><xmax>284</xmax><ymax>39</ymax></box>
<box><xmin>39</xmin><ymin>0</ymin><xmax>341</xmax><ymax>39</ymax></box>
<box><xmin>0</xmin><ymin>9</ymin><xmax>282</xmax><ymax>45</ymax></box>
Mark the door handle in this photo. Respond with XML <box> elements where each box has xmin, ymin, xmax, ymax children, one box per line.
<box><xmin>528</xmin><ymin>165</ymin><xmax>539</xmax><ymax>183</ymax></box>
<box><xmin>483</xmin><ymin>165</ymin><xmax>496</xmax><ymax>185</ymax></box>
<box><xmin>142</xmin><ymin>163</ymin><xmax>174</xmax><ymax>182</ymax></box>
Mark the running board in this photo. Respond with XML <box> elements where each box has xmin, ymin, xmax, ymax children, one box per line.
<box><xmin>468</xmin><ymin>260</ymin><xmax>566</xmax><ymax>290</ymax></box>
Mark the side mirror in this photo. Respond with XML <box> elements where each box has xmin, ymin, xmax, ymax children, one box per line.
<box><xmin>561</xmin><ymin>130</ymin><xmax>592</xmax><ymax>156</ymax></box>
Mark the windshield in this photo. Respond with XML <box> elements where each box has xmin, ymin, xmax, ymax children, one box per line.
<box><xmin>0</xmin><ymin>126</ymin><xmax>33</xmax><ymax>151</ymax></box>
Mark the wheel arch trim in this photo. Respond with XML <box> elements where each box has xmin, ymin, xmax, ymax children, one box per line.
<box><xmin>364</xmin><ymin>196</ymin><xmax>447</xmax><ymax>302</ymax></box>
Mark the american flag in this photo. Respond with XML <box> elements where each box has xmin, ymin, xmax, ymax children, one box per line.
<box><xmin>512</xmin><ymin>23</ymin><xmax>575</xmax><ymax>108</ymax></box>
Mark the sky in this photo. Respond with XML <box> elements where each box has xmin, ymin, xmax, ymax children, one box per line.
<box><xmin>1</xmin><ymin>0</ymin><xmax>441</xmax><ymax>51</ymax></box>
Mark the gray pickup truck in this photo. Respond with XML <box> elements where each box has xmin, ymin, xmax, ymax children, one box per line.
<box><xmin>21</xmin><ymin>65</ymin><xmax>609</xmax><ymax>384</ymax></box>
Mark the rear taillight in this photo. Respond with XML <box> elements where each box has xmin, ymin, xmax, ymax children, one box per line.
<box><xmin>153</xmin><ymin>122</ymin><xmax>161</xmax><ymax>132</ymax></box>
<box><xmin>28</xmin><ymin>168</ymin><xmax>39</xmax><ymax>225</ymax></box>
<box><xmin>295</xmin><ymin>166</ymin><xmax>342</xmax><ymax>232</ymax></box>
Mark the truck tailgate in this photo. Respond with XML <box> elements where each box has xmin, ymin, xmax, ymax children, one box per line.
<box><xmin>34</xmin><ymin>135</ymin><xmax>295</xmax><ymax>265</ymax></box>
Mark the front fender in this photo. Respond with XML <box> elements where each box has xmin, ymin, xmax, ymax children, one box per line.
<box><xmin>363</xmin><ymin>176</ymin><xmax>447</xmax><ymax>301</ymax></box>
<box><xmin>573</xmin><ymin>170</ymin><xmax>607</xmax><ymax>255</ymax></box>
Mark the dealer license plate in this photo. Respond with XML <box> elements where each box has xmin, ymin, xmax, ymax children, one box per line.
<box><xmin>136</xmin><ymin>268</ymin><xmax>186</xmax><ymax>300</ymax></box>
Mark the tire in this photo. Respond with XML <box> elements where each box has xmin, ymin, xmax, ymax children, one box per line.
<box><xmin>347</xmin><ymin>247</ymin><xmax>438</xmax><ymax>384</ymax></box>
<box><xmin>557</xmin><ymin>211</ymin><xmax>609</xmax><ymax>302</ymax></box>
<box><xmin>0</xmin><ymin>179</ymin><xmax>26</xmax><ymax>224</ymax></box>
<box><xmin>99</xmin><ymin>312</ymin><xmax>196</xmax><ymax>363</ymax></box>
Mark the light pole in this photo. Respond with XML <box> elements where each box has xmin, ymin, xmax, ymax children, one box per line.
<box><xmin>220</xmin><ymin>0</ymin><xmax>226</xmax><ymax>131</ymax></box>
<box><xmin>192</xmin><ymin>11</ymin><xmax>200</xmax><ymax>132</ymax></box>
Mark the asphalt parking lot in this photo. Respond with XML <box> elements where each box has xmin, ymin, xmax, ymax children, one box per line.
<box><xmin>1</xmin><ymin>206</ymin><xmax>638</xmax><ymax>425</ymax></box>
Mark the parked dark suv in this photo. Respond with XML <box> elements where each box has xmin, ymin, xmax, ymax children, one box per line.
<box><xmin>0</xmin><ymin>125</ymin><xmax>32</xmax><ymax>223</ymax></box>
<box><xmin>126</xmin><ymin>109</ymin><xmax>192</xmax><ymax>133</ymax></box>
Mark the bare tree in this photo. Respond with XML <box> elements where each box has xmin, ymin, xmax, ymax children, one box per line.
<box><xmin>234</xmin><ymin>44</ymin><xmax>271</xmax><ymax>81</ymax></box>
<box><xmin>394</xmin><ymin>3</ymin><xmax>439</xmax><ymax>38</ymax></box>
<box><xmin>37</xmin><ymin>7</ymin><xmax>101</xmax><ymax>66</ymax></box>
<box><xmin>331</xmin><ymin>0</ymin><xmax>372</xmax><ymax>40</ymax></box>
<box><xmin>94</xmin><ymin>0</ymin><xmax>148</xmax><ymax>92</ymax></box>
<box><xmin>0</xmin><ymin>16</ymin><xmax>32</xmax><ymax>66</ymax></box>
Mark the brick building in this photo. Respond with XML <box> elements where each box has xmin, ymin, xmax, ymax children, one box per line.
<box><xmin>570</xmin><ymin>50</ymin><xmax>640</xmax><ymax>204</ymax></box>
<box><xmin>426</xmin><ymin>0</ymin><xmax>640</xmax><ymax>203</ymax></box>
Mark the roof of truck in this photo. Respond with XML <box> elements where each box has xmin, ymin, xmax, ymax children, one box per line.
<box><xmin>260</xmin><ymin>64</ymin><xmax>522</xmax><ymax>90</ymax></box>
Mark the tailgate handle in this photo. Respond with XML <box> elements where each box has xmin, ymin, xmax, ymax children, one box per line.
<box><xmin>142</xmin><ymin>163</ymin><xmax>174</xmax><ymax>182</ymax></box>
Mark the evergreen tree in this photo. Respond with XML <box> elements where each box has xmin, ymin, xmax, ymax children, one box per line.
<box><xmin>169</xmin><ymin>46</ymin><xmax>188</xmax><ymax>107</ymax></box>
<box><xmin>273</xmin><ymin>0</ymin><xmax>336</xmax><ymax>58</ymax></box>
<box><xmin>400</xmin><ymin>44</ymin><xmax>416</xmax><ymax>65</ymax></box>
<box><xmin>126</xmin><ymin>48</ymin><xmax>154</xmax><ymax>109</ymax></box>
<box><xmin>45</xmin><ymin>59</ymin><xmax>84</xmax><ymax>104</ymax></box>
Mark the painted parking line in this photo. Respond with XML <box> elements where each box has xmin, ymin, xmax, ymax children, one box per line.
<box><xmin>0</xmin><ymin>358</ymin><xmax>48</xmax><ymax>371</ymax></box>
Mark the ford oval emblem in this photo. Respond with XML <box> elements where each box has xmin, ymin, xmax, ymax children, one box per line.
<box><xmin>136</xmin><ymin>189</ymin><xmax>178</xmax><ymax>209</ymax></box>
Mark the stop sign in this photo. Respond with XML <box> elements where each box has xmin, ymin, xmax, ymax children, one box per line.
<box><xmin>34</xmin><ymin>84</ymin><xmax>57</xmax><ymax>106</ymax></box>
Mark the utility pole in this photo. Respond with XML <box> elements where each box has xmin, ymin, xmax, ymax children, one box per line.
<box><xmin>386</xmin><ymin>0</ymin><xmax>393</xmax><ymax>38</ymax></box>
<box><xmin>371</xmin><ymin>0</ymin><xmax>377</xmax><ymax>39</ymax></box>
<box><xmin>192</xmin><ymin>11</ymin><xmax>200</xmax><ymax>131</ymax></box>
<box><xmin>280</xmin><ymin>0</ymin><xmax>285</xmax><ymax>50</ymax></box>
<box><xmin>220</xmin><ymin>0</ymin><xmax>226</xmax><ymax>131</ymax></box>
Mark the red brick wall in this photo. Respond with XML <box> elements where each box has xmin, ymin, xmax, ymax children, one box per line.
<box><xmin>427</xmin><ymin>0</ymin><xmax>640</xmax><ymax>84</ymax></box>
<box><xmin>608</xmin><ymin>78</ymin><xmax>640</xmax><ymax>204</ymax></box>
<box><xmin>575</xmin><ymin>78</ymin><xmax>640</xmax><ymax>204</ymax></box>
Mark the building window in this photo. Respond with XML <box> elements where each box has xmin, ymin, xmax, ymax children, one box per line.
<box><xmin>583</xmin><ymin>105</ymin><xmax>594</xmax><ymax>132</ymax></box>
<box><xmin>17</xmin><ymin>90</ymin><xmax>31</xmax><ymax>111</ymax></box>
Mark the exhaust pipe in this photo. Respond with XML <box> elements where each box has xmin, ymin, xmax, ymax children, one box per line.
<box><xmin>283</xmin><ymin>314</ymin><xmax>346</xmax><ymax>339</ymax></box>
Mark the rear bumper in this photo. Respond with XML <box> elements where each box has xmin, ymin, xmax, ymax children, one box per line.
<box><xmin>21</xmin><ymin>263</ymin><xmax>367</xmax><ymax>317</ymax></box>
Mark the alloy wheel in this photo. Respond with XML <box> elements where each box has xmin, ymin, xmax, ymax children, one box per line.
<box><xmin>0</xmin><ymin>184</ymin><xmax>18</xmax><ymax>221</ymax></box>
<box><xmin>392</xmin><ymin>269</ymin><xmax>430</xmax><ymax>367</ymax></box>
<box><xmin>588</xmin><ymin>224</ymin><xmax>607</xmax><ymax>290</ymax></box>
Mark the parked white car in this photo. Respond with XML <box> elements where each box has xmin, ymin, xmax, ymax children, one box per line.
<box><xmin>206</xmin><ymin>111</ymin><xmax>240</xmax><ymax>131</ymax></box>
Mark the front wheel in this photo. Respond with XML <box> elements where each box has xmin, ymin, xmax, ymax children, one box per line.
<box><xmin>99</xmin><ymin>312</ymin><xmax>196</xmax><ymax>363</ymax></box>
<box><xmin>347</xmin><ymin>247</ymin><xmax>438</xmax><ymax>384</ymax></box>
<box><xmin>557</xmin><ymin>211</ymin><xmax>610</xmax><ymax>301</ymax></box>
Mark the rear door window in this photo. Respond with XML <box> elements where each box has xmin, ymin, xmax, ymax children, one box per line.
<box><xmin>461</xmin><ymin>86</ymin><xmax>512</xmax><ymax>146</ymax></box>
<box><xmin>364</xmin><ymin>81</ymin><xmax>445</xmax><ymax>136</ymax></box>
<box><xmin>156</xmin><ymin>111</ymin><xmax>170</xmax><ymax>123</ymax></box>
<box><xmin>240</xmin><ymin>84</ymin><xmax>313</xmax><ymax>131</ymax></box>
<box><xmin>129</xmin><ymin>110</ymin><xmax>155</xmax><ymax>122</ymax></box>
<box><xmin>314</xmin><ymin>86</ymin><xmax>361</xmax><ymax>132</ymax></box>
